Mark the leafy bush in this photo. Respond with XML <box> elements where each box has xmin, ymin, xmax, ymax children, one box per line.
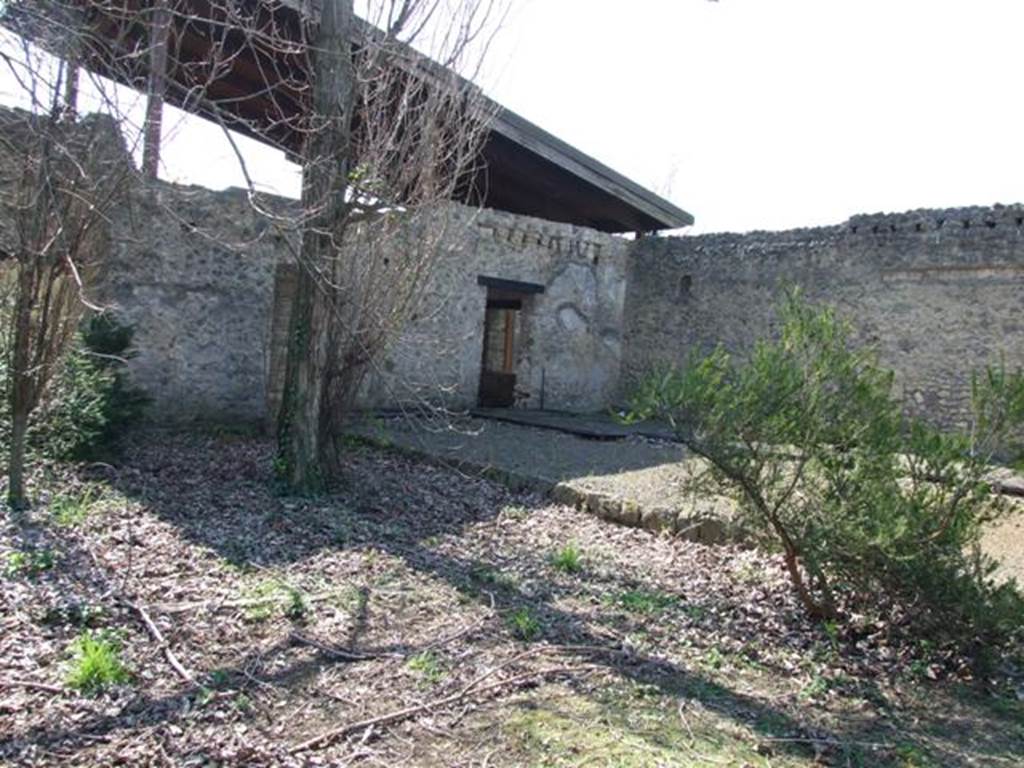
<box><xmin>629</xmin><ymin>290</ymin><xmax>1024</xmax><ymax>654</ymax></box>
<box><xmin>0</xmin><ymin>313</ymin><xmax>148</xmax><ymax>462</ymax></box>
<box><xmin>65</xmin><ymin>630</ymin><xmax>130</xmax><ymax>694</ymax></box>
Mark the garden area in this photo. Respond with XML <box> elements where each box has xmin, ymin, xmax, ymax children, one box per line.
<box><xmin>2</xmin><ymin>431</ymin><xmax>1023</xmax><ymax>767</ymax></box>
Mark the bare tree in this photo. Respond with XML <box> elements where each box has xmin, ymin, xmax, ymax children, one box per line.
<box><xmin>274</xmin><ymin>0</ymin><xmax>357</xmax><ymax>492</ymax></box>
<box><xmin>0</xmin><ymin>18</ymin><xmax>136</xmax><ymax>508</ymax></box>
<box><xmin>1</xmin><ymin>0</ymin><xmax>505</xmax><ymax>496</ymax></box>
<box><xmin>276</xmin><ymin>0</ymin><xmax>503</xmax><ymax>491</ymax></box>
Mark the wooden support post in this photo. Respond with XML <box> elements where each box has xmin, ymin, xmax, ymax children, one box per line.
<box><xmin>142</xmin><ymin>0</ymin><xmax>171</xmax><ymax>179</ymax></box>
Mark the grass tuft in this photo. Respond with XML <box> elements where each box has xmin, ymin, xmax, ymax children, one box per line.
<box><xmin>606</xmin><ymin>589</ymin><xmax>678</xmax><ymax>615</ymax></box>
<box><xmin>406</xmin><ymin>651</ymin><xmax>445</xmax><ymax>684</ymax></box>
<box><xmin>49</xmin><ymin>486</ymin><xmax>100</xmax><ymax>527</ymax></box>
<box><xmin>507</xmin><ymin>608</ymin><xmax>542</xmax><ymax>641</ymax></box>
<box><xmin>550</xmin><ymin>543</ymin><xmax>584</xmax><ymax>574</ymax></box>
<box><xmin>500</xmin><ymin>504</ymin><xmax>532</xmax><ymax>521</ymax></box>
<box><xmin>65</xmin><ymin>630</ymin><xmax>130</xmax><ymax>694</ymax></box>
<box><xmin>4</xmin><ymin>547</ymin><xmax>57</xmax><ymax>578</ymax></box>
<box><xmin>242</xmin><ymin>579</ymin><xmax>311</xmax><ymax>622</ymax></box>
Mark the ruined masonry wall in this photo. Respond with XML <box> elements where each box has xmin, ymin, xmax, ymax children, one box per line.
<box><xmin>103</xmin><ymin>181</ymin><xmax>629</xmax><ymax>424</ymax></box>
<box><xmin>284</xmin><ymin>204</ymin><xmax>631</xmax><ymax>416</ymax></box>
<box><xmin>623</xmin><ymin>206</ymin><xmax>1024</xmax><ymax>428</ymax></box>
<box><xmin>361</xmin><ymin>204</ymin><xmax>630</xmax><ymax>413</ymax></box>
<box><xmin>102</xmin><ymin>184</ymin><xmax>287</xmax><ymax>423</ymax></box>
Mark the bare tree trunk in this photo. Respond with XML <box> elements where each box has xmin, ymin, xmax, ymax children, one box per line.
<box><xmin>142</xmin><ymin>0</ymin><xmax>171</xmax><ymax>179</ymax></box>
<box><xmin>276</xmin><ymin>0</ymin><xmax>355</xmax><ymax>493</ymax></box>
<box><xmin>63</xmin><ymin>61</ymin><xmax>79</xmax><ymax>120</ymax></box>
<box><xmin>7</xmin><ymin>262</ymin><xmax>38</xmax><ymax>510</ymax></box>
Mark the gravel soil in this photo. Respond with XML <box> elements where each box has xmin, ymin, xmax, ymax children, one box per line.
<box><xmin>1</xmin><ymin>432</ymin><xmax>1022</xmax><ymax>767</ymax></box>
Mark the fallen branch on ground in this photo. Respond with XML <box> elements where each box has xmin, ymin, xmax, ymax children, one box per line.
<box><xmin>0</xmin><ymin>678</ymin><xmax>66</xmax><ymax>695</ymax></box>
<box><xmin>130</xmin><ymin>602</ymin><xmax>195</xmax><ymax>685</ymax></box>
<box><xmin>291</xmin><ymin>660</ymin><xmax>599</xmax><ymax>753</ymax></box>
<box><xmin>289</xmin><ymin>632</ymin><xmax>402</xmax><ymax>661</ymax></box>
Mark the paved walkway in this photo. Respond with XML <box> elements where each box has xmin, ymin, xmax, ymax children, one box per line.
<box><xmin>355</xmin><ymin>412</ymin><xmax>736</xmax><ymax>542</ymax></box>
<box><xmin>354</xmin><ymin>410</ymin><xmax>1024</xmax><ymax>582</ymax></box>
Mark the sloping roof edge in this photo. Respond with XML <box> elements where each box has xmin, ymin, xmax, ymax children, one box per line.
<box><xmin>248</xmin><ymin>1</ymin><xmax>697</xmax><ymax>230</ymax></box>
<box><xmin>489</xmin><ymin>107</ymin><xmax>694</xmax><ymax>230</ymax></box>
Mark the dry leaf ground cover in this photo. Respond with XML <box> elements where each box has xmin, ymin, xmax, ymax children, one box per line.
<box><xmin>1</xmin><ymin>432</ymin><xmax>1022</xmax><ymax>767</ymax></box>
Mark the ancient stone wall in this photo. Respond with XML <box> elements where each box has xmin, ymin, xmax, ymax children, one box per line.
<box><xmin>623</xmin><ymin>206</ymin><xmax>1024</xmax><ymax>428</ymax></box>
<box><xmin>99</xmin><ymin>179</ymin><xmax>628</xmax><ymax>424</ymax></box>
<box><xmin>101</xmin><ymin>184</ymin><xmax>289</xmax><ymax>424</ymax></box>
<box><xmin>374</xmin><ymin>204</ymin><xmax>630</xmax><ymax>413</ymax></box>
<box><xmin>267</xmin><ymin>204</ymin><xmax>630</xmax><ymax>417</ymax></box>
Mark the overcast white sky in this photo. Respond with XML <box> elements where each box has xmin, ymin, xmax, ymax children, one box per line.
<box><xmin>3</xmin><ymin>0</ymin><xmax>1024</xmax><ymax>233</ymax></box>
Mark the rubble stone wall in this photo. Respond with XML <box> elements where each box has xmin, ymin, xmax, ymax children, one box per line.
<box><xmin>100</xmin><ymin>180</ymin><xmax>629</xmax><ymax>424</ymax></box>
<box><xmin>624</xmin><ymin>206</ymin><xmax>1024</xmax><ymax>428</ymax></box>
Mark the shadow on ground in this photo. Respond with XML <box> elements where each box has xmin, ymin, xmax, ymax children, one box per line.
<box><xmin>3</xmin><ymin>431</ymin><xmax>1021</xmax><ymax>766</ymax></box>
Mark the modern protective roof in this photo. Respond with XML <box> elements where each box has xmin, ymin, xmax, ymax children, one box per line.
<box><xmin>3</xmin><ymin>0</ymin><xmax>694</xmax><ymax>232</ymax></box>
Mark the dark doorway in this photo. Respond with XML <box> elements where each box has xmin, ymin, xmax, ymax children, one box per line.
<box><xmin>479</xmin><ymin>295</ymin><xmax>520</xmax><ymax>407</ymax></box>
<box><xmin>476</xmin><ymin>276</ymin><xmax>544</xmax><ymax>408</ymax></box>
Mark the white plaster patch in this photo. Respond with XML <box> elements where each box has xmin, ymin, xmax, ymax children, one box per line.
<box><xmin>557</xmin><ymin>304</ymin><xmax>588</xmax><ymax>333</ymax></box>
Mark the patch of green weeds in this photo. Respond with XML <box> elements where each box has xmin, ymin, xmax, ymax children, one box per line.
<box><xmin>196</xmin><ymin>686</ymin><xmax>216</xmax><ymax>707</ymax></box>
<box><xmin>798</xmin><ymin>673</ymin><xmax>831</xmax><ymax>701</ymax></box>
<box><xmin>550</xmin><ymin>543</ymin><xmax>583</xmax><ymax>574</ymax></box>
<box><xmin>507</xmin><ymin>608</ymin><xmax>542</xmax><ymax>641</ymax></box>
<box><xmin>233</xmin><ymin>692</ymin><xmax>253</xmax><ymax>713</ymax></box>
<box><xmin>406</xmin><ymin>651</ymin><xmax>445</xmax><ymax>685</ymax></box>
<box><xmin>733</xmin><ymin>561</ymin><xmax>761</xmax><ymax>585</ymax></box>
<box><xmin>702</xmin><ymin>646</ymin><xmax>727</xmax><ymax>671</ymax></box>
<box><xmin>893</xmin><ymin>742</ymin><xmax>937</xmax><ymax>768</ymax></box>
<box><xmin>4</xmin><ymin>547</ymin><xmax>57</xmax><ymax>578</ymax></box>
<box><xmin>500</xmin><ymin>504</ymin><xmax>531</xmax><ymax>521</ymax></box>
<box><xmin>242</xmin><ymin>578</ymin><xmax>310</xmax><ymax>623</ymax></box>
<box><xmin>336</xmin><ymin>584</ymin><xmax>368</xmax><ymax>617</ymax></box>
<box><xmin>606</xmin><ymin>589</ymin><xmax>678</xmax><ymax>615</ymax></box>
<box><xmin>469</xmin><ymin>564</ymin><xmax>517</xmax><ymax>592</ymax></box>
<box><xmin>209</xmin><ymin>668</ymin><xmax>232</xmax><ymax>688</ymax></box>
<box><xmin>49</xmin><ymin>486</ymin><xmax>101</xmax><ymax>527</ymax></box>
<box><xmin>65</xmin><ymin>630</ymin><xmax>130</xmax><ymax>694</ymax></box>
<box><xmin>283</xmin><ymin>585</ymin><xmax>308</xmax><ymax>621</ymax></box>
<box><xmin>735</xmin><ymin>646</ymin><xmax>767</xmax><ymax>672</ymax></box>
<box><xmin>823</xmin><ymin>619</ymin><xmax>841</xmax><ymax>648</ymax></box>
<box><xmin>271</xmin><ymin>454</ymin><xmax>289</xmax><ymax>479</ymax></box>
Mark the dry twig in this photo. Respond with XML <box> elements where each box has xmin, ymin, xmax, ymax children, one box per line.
<box><xmin>0</xmin><ymin>678</ymin><xmax>66</xmax><ymax>695</ymax></box>
<box><xmin>129</xmin><ymin>602</ymin><xmax>195</xmax><ymax>685</ymax></box>
<box><xmin>290</xmin><ymin>663</ymin><xmax>598</xmax><ymax>754</ymax></box>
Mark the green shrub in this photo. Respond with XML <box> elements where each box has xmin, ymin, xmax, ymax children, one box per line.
<box><xmin>65</xmin><ymin>630</ymin><xmax>130</xmax><ymax>694</ymax></box>
<box><xmin>629</xmin><ymin>290</ymin><xmax>1024</xmax><ymax>655</ymax></box>
<box><xmin>0</xmin><ymin>314</ymin><xmax>148</xmax><ymax>462</ymax></box>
